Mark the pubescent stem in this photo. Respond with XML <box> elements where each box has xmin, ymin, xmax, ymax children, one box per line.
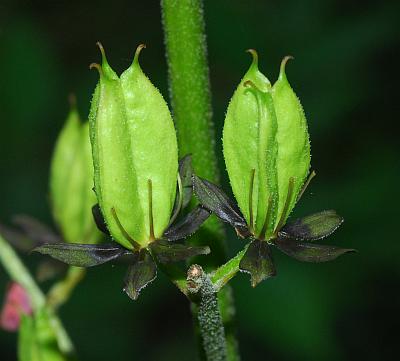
<box><xmin>161</xmin><ymin>1</ymin><xmax>240</xmax><ymax>359</ymax></box>
<box><xmin>0</xmin><ymin>234</ymin><xmax>74</xmax><ymax>355</ymax></box>
<box><xmin>188</xmin><ymin>265</ymin><xmax>227</xmax><ymax>361</ymax></box>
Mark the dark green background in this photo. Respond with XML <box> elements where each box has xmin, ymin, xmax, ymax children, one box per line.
<box><xmin>1</xmin><ymin>0</ymin><xmax>399</xmax><ymax>360</ymax></box>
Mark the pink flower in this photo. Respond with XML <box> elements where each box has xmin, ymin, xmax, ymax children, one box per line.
<box><xmin>0</xmin><ymin>283</ymin><xmax>32</xmax><ymax>332</ymax></box>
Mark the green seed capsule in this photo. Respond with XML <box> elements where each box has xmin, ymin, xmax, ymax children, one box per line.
<box><xmin>223</xmin><ymin>50</ymin><xmax>278</xmax><ymax>240</ymax></box>
<box><xmin>50</xmin><ymin>103</ymin><xmax>101</xmax><ymax>244</ymax></box>
<box><xmin>89</xmin><ymin>44</ymin><xmax>178</xmax><ymax>250</ymax></box>
<box><xmin>223</xmin><ymin>51</ymin><xmax>310</xmax><ymax>240</ymax></box>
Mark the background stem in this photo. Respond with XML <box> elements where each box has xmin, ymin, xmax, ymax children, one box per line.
<box><xmin>47</xmin><ymin>267</ymin><xmax>86</xmax><ymax>310</ymax></box>
<box><xmin>0</xmin><ymin>234</ymin><xmax>74</xmax><ymax>355</ymax></box>
<box><xmin>161</xmin><ymin>1</ymin><xmax>240</xmax><ymax>360</ymax></box>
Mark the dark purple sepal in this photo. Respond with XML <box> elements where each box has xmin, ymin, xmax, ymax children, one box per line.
<box><xmin>280</xmin><ymin>210</ymin><xmax>343</xmax><ymax>241</ymax></box>
<box><xmin>192</xmin><ymin>175</ymin><xmax>247</xmax><ymax>229</ymax></box>
<box><xmin>123</xmin><ymin>250</ymin><xmax>157</xmax><ymax>300</ymax></box>
<box><xmin>92</xmin><ymin>204</ymin><xmax>110</xmax><ymax>236</ymax></box>
<box><xmin>32</xmin><ymin>242</ymin><xmax>129</xmax><ymax>267</ymax></box>
<box><xmin>179</xmin><ymin>154</ymin><xmax>194</xmax><ymax>209</ymax></box>
<box><xmin>164</xmin><ymin>205</ymin><xmax>211</xmax><ymax>241</ymax></box>
<box><xmin>275</xmin><ymin>238</ymin><xmax>356</xmax><ymax>262</ymax></box>
<box><xmin>149</xmin><ymin>239</ymin><xmax>210</xmax><ymax>264</ymax></box>
<box><xmin>239</xmin><ymin>239</ymin><xmax>276</xmax><ymax>287</ymax></box>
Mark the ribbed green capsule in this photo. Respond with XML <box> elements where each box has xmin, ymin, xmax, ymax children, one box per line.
<box><xmin>223</xmin><ymin>50</ymin><xmax>278</xmax><ymax>240</ymax></box>
<box><xmin>50</xmin><ymin>105</ymin><xmax>101</xmax><ymax>244</ymax></box>
<box><xmin>89</xmin><ymin>44</ymin><xmax>178</xmax><ymax>250</ymax></box>
<box><xmin>223</xmin><ymin>51</ymin><xmax>310</xmax><ymax>240</ymax></box>
<box><xmin>272</xmin><ymin>57</ymin><xmax>311</xmax><ymax>229</ymax></box>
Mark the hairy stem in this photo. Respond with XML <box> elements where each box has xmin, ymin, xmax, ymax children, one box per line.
<box><xmin>161</xmin><ymin>1</ymin><xmax>240</xmax><ymax>360</ymax></box>
<box><xmin>161</xmin><ymin>0</ymin><xmax>217</xmax><ymax>181</ymax></box>
<box><xmin>161</xmin><ymin>0</ymin><xmax>226</xmax><ymax>261</ymax></box>
<box><xmin>188</xmin><ymin>265</ymin><xmax>227</xmax><ymax>361</ymax></box>
<box><xmin>0</xmin><ymin>234</ymin><xmax>74</xmax><ymax>355</ymax></box>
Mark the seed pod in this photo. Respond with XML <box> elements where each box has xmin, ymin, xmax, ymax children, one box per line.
<box><xmin>271</xmin><ymin>57</ymin><xmax>310</xmax><ymax>229</ymax></box>
<box><xmin>50</xmin><ymin>104</ymin><xmax>101</xmax><ymax>244</ymax></box>
<box><xmin>223</xmin><ymin>51</ymin><xmax>311</xmax><ymax>240</ymax></box>
<box><xmin>89</xmin><ymin>44</ymin><xmax>178</xmax><ymax>249</ymax></box>
<box><xmin>223</xmin><ymin>50</ymin><xmax>279</xmax><ymax>240</ymax></box>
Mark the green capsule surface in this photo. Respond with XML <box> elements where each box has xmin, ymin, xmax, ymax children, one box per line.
<box><xmin>89</xmin><ymin>45</ymin><xmax>178</xmax><ymax>249</ymax></box>
<box><xmin>223</xmin><ymin>51</ymin><xmax>311</xmax><ymax>240</ymax></box>
<box><xmin>223</xmin><ymin>50</ymin><xmax>279</xmax><ymax>239</ymax></box>
<box><xmin>50</xmin><ymin>106</ymin><xmax>101</xmax><ymax>244</ymax></box>
<box><xmin>271</xmin><ymin>57</ymin><xmax>311</xmax><ymax>228</ymax></box>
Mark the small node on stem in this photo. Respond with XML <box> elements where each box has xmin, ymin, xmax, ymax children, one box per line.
<box><xmin>187</xmin><ymin>264</ymin><xmax>204</xmax><ymax>294</ymax></box>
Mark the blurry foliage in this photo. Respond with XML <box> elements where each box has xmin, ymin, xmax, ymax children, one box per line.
<box><xmin>0</xmin><ymin>0</ymin><xmax>399</xmax><ymax>360</ymax></box>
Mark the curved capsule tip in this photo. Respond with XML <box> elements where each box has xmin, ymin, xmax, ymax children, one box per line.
<box><xmin>133</xmin><ymin>44</ymin><xmax>147</xmax><ymax>66</ymax></box>
<box><xmin>96</xmin><ymin>41</ymin><xmax>110</xmax><ymax>67</ymax></box>
<box><xmin>279</xmin><ymin>55</ymin><xmax>294</xmax><ymax>80</ymax></box>
<box><xmin>89</xmin><ymin>62</ymin><xmax>102</xmax><ymax>75</ymax></box>
<box><xmin>246</xmin><ymin>48</ymin><xmax>258</xmax><ymax>68</ymax></box>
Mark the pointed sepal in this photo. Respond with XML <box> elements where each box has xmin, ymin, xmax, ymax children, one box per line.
<box><xmin>179</xmin><ymin>154</ymin><xmax>194</xmax><ymax>209</ymax></box>
<box><xmin>169</xmin><ymin>155</ymin><xmax>194</xmax><ymax>226</ymax></box>
<box><xmin>164</xmin><ymin>205</ymin><xmax>210</xmax><ymax>241</ymax></box>
<box><xmin>239</xmin><ymin>239</ymin><xmax>276</xmax><ymax>287</ymax></box>
<box><xmin>32</xmin><ymin>243</ymin><xmax>128</xmax><ymax>267</ymax></box>
<box><xmin>149</xmin><ymin>239</ymin><xmax>210</xmax><ymax>264</ymax></box>
<box><xmin>275</xmin><ymin>238</ymin><xmax>355</xmax><ymax>262</ymax></box>
<box><xmin>280</xmin><ymin>210</ymin><xmax>344</xmax><ymax>241</ymax></box>
<box><xmin>123</xmin><ymin>250</ymin><xmax>157</xmax><ymax>300</ymax></box>
<box><xmin>192</xmin><ymin>175</ymin><xmax>247</xmax><ymax>229</ymax></box>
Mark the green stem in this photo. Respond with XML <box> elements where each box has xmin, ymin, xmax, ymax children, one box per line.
<box><xmin>161</xmin><ymin>0</ymin><xmax>217</xmax><ymax>182</ymax></box>
<box><xmin>211</xmin><ymin>245</ymin><xmax>249</xmax><ymax>292</ymax></box>
<box><xmin>47</xmin><ymin>266</ymin><xmax>86</xmax><ymax>310</ymax></box>
<box><xmin>161</xmin><ymin>1</ymin><xmax>240</xmax><ymax>360</ymax></box>
<box><xmin>0</xmin><ymin>234</ymin><xmax>74</xmax><ymax>355</ymax></box>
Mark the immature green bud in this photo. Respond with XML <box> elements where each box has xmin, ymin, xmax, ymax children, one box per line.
<box><xmin>223</xmin><ymin>51</ymin><xmax>310</xmax><ymax>240</ymax></box>
<box><xmin>50</xmin><ymin>103</ymin><xmax>101</xmax><ymax>244</ymax></box>
<box><xmin>89</xmin><ymin>44</ymin><xmax>178</xmax><ymax>250</ymax></box>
